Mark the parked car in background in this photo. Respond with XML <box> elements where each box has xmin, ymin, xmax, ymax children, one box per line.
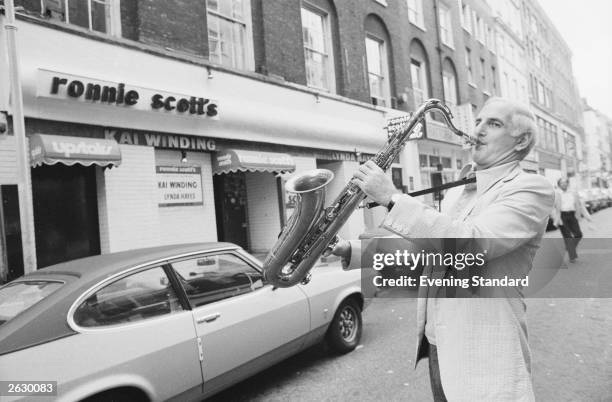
<box><xmin>578</xmin><ymin>189</ymin><xmax>595</xmax><ymax>214</ymax></box>
<box><xmin>598</xmin><ymin>188</ymin><xmax>612</xmax><ymax>208</ymax></box>
<box><xmin>0</xmin><ymin>243</ymin><xmax>367</xmax><ymax>402</ymax></box>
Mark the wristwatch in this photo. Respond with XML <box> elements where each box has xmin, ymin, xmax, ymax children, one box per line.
<box><xmin>386</xmin><ymin>193</ymin><xmax>401</xmax><ymax>211</ymax></box>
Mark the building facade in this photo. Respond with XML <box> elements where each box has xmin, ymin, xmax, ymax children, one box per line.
<box><xmin>2</xmin><ymin>0</ymin><xmax>424</xmax><ymax>279</ymax></box>
<box><xmin>520</xmin><ymin>0</ymin><xmax>584</xmax><ymax>185</ymax></box>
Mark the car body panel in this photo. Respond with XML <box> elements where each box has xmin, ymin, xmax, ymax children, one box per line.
<box><xmin>0</xmin><ymin>243</ymin><xmax>365</xmax><ymax>401</ymax></box>
<box><xmin>0</xmin><ymin>310</ymin><xmax>201</xmax><ymax>402</ymax></box>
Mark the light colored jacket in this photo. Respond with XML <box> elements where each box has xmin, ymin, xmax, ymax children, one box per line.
<box><xmin>552</xmin><ymin>189</ymin><xmax>590</xmax><ymax>223</ymax></box>
<box><xmin>351</xmin><ymin>162</ymin><xmax>554</xmax><ymax>401</ymax></box>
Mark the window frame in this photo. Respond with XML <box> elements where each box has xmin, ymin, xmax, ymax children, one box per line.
<box><xmin>206</xmin><ymin>0</ymin><xmax>255</xmax><ymax>71</ymax></box>
<box><xmin>301</xmin><ymin>3</ymin><xmax>336</xmax><ymax>93</ymax></box>
<box><xmin>438</xmin><ymin>3</ymin><xmax>454</xmax><ymax>48</ymax></box>
<box><xmin>69</xmin><ymin>264</ymin><xmax>188</xmax><ymax>330</ymax></box>
<box><xmin>407</xmin><ymin>0</ymin><xmax>425</xmax><ymax>30</ymax></box>
<box><xmin>410</xmin><ymin>58</ymin><xmax>429</xmax><ymax>106</ymax></box>
<box><xmin>365</xmin><ymin>34</ymin><xmax>391</xmax><ymax>107</ymax></box>
<box><xmin>48</xmin><ymin>0</ymin><xmax>122</xmax><ymax>36</ymax></box>
<box><xmin>442</xmin><ymin>68</ymin><xmax>458</xmax><ymax>108</ymax></box>
<box><xmin>168</xmin><ymin>251</ymin><xmax>266</xmax><ymax>309</ymax></box>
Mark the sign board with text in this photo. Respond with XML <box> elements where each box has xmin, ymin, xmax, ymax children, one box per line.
<box><xmin>156</xmin><ymin>166</ymin><xmax>203</xmax><ymax>207</ymax></box>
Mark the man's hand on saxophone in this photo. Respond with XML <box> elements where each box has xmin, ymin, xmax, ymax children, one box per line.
<box><xmin>352</xmin><ymin>160</ymin><xmax>403</xmax><ymax>210</ymax></box>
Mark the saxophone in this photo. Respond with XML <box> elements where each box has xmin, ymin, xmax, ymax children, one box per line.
<box><xmin>263</xmin><ymin>99</ymin><xmax>478</xmax><ymax>288</ymax></box>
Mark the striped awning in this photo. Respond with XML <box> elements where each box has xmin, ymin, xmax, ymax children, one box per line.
<box><xmin>29</xmin><ymin>134</ymin><xmax>121</xmax><ymax>168</ymax></box>
<box><xmin>212</xmin><ymin>148</ymin><xmax>295</xmax><ymax>175</ymax></box>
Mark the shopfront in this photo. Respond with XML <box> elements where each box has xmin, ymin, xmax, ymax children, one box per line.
<box><xmin>29</xmin><ymin>134</ymin><xmax>121</xmax><ymax>267</ymax></box>
<box><xmin>1</xmin><ymin>17</ymin><xmax>407</xmax><ymax>274</ymax></box>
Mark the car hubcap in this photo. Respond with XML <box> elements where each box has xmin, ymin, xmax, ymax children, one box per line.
<box><xmin>338</xmin><ymin>305</ymin><xmax>358</xmax><ymax>342</ymax></box>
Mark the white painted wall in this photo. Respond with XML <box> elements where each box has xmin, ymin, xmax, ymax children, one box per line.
<box><xmin>155</xmin><ymin>149</ymin><xmax>217</xmax><ymax>245</ymax></box>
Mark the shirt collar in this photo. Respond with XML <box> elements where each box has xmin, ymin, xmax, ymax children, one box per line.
<box><xmin>461</xmin><ymin>161</ymin><xmax>520</xmax><ymax>195</ymax></box>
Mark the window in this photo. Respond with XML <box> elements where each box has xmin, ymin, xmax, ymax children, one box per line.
<box><xmin>461</xmin><ymin>2</ymin><xmax>472</xmax><ymax>33</ymax></box>
<box><xmin>73</xmin><ymin>267</ymin><xmax>183</xmax><ymax>327</ymax></box>
<box><xmin>441</xmin><ymin>157</ymin><xmax>452</xmax><ymax>169</ymax></box>
<box><xmin>365</xmin><ymin>36</ymin><xmax>390</xmax><ymax>107</ymax></box>
<box><xmin>44</xmin><ymin>0</ymin><xmax>121</xmax><ymax>36</ymax></box>
<box><xmin>301</xmin><ymin>7</ymin><xmax>335</xmax><ymax>92</ymax></box>
<box><xmin>172</xmin><ymin>253</ymin><xmax>263</xmax><ymax>307</ymax></box>
<box><xmin>410</xmin><ymin>59</ymin><xmax>429</xmax><ymax>106</ymax></box>
<box><xmin>0</xmin><ymin>281</ymin><xmax>63</xmax><ymax>325</ymax></box>
<box><xmin>207</xmin><ymin>0</ymin><xmax>252</xmax><ymax>70</ymax></box>
<box><xmin>438</xmin><ymin>4</ymin><xmax>454</xmax><ymax>48</ymax></box>
<box><xmin>419</xmin><ymin>154</ymin><xmax>428</xmax><ymax>168</ymax></box>
<box><xmin>465</xmin><ymin>48</ymin><xmax>474</xmax><ymax>85</ymax></box>
<box><xmin>491</xmin><ymin>66</ymin><xmax>497</xmax><ymax>94</ymax></box>
<box><xmin>480</xmin><ymin>58</ymin><xmax>486</xmax><ymax>86</ymax></box>
<box><xmin>407</xmin><ymin>0</ymin><xmax>425</xmax><ymax>29</ymax></box>
<box><xmin>391</xmin><ymin>167</ymin><xmax>404</xmax><ymax>190</ymax></box>
<box><xmin>442</xmin><ymin>69</ymin><xmax>457</xmax><ymax>107</ymax></box>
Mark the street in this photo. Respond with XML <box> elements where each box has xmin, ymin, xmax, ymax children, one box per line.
<box><xmin>209</xmin><ymin>208</ymin><xmax>612</xmax><ymax>402</ymax></box>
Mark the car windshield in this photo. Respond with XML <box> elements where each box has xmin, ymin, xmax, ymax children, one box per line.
<box><xmin>0</xmin><ymin>281</ymin><xmax>63</xmax><ymax>326</ymax></box>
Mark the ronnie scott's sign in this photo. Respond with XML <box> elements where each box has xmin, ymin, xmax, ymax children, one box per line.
<box><xmin>36</xmin><ymin>69</ymin><xmax>219</xmax><ymax>118</ymax></box>
<box><xmin>156</xmin><ymin>166</ymin><xmax>203</xmax><ymax>207</ymax></box>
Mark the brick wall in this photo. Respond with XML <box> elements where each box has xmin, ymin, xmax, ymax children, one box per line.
<box><xmin>155</xmin><ymin>149</ymin><xmax>217</xmax><ymax>245</ymax></box>
<box><xmin>136</xmin><ymin>0</ymin><xmax>208</xmax><ymax>56</ymax></box>
<box><xmin>98</xmin><ymin>144</ymin><xmax>160</xmax><ymax>253</ymax></box>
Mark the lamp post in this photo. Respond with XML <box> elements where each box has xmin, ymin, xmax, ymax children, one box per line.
<box><xmin>3</xmin><ymin>0</ymin><xmax>37</xmax><ymax>272</ymax></box>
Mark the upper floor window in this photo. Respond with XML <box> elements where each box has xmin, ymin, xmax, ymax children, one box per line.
<box><xmin>410</xmin><ymin>59</ymin><xmax>429</xmax><ymax>106</ymax></box>
<box><xmin>301</xmin><ymin>6</ymin><xmax>335</xmax><ymax>92</ymax></box>
<box><xmin>442</xmin><ymin>60</ymin><xmax>458</xmax><ymax>108</ymax></box>
<box><xmin>461</xmin><ymin>1</ymin><xmax>472</xmax><ymax>33</ymax></box>
<box><xmin>438</xmin><ymin>4</ymin><xmax>454</xmax><ymax>48</ymax></box>
<box><xmin>44</xmin><ymin>0</ymin><xmax>121</xmax><ymax>36</ymax></box>
<box><xmin>207</xmin><ymin>0</ymin><xmax>253</xmax><ymax>70</ymax></box>
<box><xmin>407</xmin><ymin>0</ymin><xmax>425</xmax><ymax>29</ymax></box>
<box><xmin>465</xmin><ymin>48</ymin><xmax>474</xmax><ymax>85</ymax></box>
<box><xmin>365</xmin><ymin>36</ymin><xmax>390</xmax><ymax>107</ymax></box>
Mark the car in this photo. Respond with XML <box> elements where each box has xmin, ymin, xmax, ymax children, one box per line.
<box><xmin>578</xmin><ymin>189</ymin><xmax>597</xmax><ymax>214</ymax></box>
<box><xmin>0</xmin><ymin>243</ymin><xmax>367</xmax><ymax>402</ymax></box>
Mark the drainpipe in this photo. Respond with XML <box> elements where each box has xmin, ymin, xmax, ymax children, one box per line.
<box><xmin>3</xmin><ymin>0</ymin><xmax>37</xmax><ymax>273</ymax></box>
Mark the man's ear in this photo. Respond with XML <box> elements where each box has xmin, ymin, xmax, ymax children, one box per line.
<box><xmin>514</xmin><ymin>132</ymin><xmax>530</xmax><ymax>152</ymax></box>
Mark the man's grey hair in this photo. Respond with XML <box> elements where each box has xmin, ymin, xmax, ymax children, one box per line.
<box><xmin>484</xmin><ymin>97</ymin><xmax>538</xmax><ymax>160</ymax></box>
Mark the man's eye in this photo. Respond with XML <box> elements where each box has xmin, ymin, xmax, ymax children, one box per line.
<box><xmin>488</xmin><ymin>121</ymin><xmax>501</xmax><ymax>128</ymax></box>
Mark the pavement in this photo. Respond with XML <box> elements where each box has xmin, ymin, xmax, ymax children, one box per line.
<box><xmin>209</xmin><ymin>208</ymin><xmax>612</xmax><ymax>401</ymax></box>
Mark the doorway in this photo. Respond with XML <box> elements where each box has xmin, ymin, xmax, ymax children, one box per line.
<box><xmin>213</xmin><ymin>172</ymin><xmax>249</xmax><ymax>250</ymax></box>
<box><xmin>31</xmin><ymin>164</ymin><xmax>101</xmax><ymax>268</ymax></box>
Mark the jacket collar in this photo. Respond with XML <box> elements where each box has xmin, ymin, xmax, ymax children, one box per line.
<box><xmin>461</xmin><ymin>161</ymin><xmax>521</xmax><ymax>196</ymax></box>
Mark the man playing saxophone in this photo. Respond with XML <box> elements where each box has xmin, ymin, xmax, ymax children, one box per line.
<box><xmin>331</xmin><ymin>97</ymin><xmax>555</xmax><ymax>401</ymax></box>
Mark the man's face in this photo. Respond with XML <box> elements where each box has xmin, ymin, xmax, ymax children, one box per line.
<box><xmin>471</xmin><ymin>101</ymin><xmax>517</xmax><ymax>169</ymax></box>
<box><xmin>559</xmin><ymin>179</ymin><xmax>569</xmax><ymax>191</ymax></box>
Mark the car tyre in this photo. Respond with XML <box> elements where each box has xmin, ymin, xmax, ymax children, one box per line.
<box><xmin>326</xmin><ymin>298</ymin><xmax>362</xmax><ymax>354</ymax></box>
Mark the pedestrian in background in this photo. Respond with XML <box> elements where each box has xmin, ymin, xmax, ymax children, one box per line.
<box><xmin>553</xmin><ymin>177</ymin><xmax>591</xmax><ymax>263</ymax></box>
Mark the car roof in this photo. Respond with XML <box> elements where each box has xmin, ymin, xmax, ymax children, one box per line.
<box><xmin>0</xmin><ymin>242</ymin><xmax>241</xmax><ymax>356</ymax></box>
<box><xmin>21</xmin><ymin>242</ymin><xmax>240</xmax><ymax>282</ymax></box>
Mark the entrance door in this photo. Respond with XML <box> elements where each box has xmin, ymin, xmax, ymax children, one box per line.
<box><xmin>213</xmin><ymin>172</ymin><xmax>249</xmax><ymax>250</ymax></box>
<box><xmin>0</xmin><ymin>185</ymin><xmax>24</xmax><ymax>282</ymax></box>
<box><xmin>31</xmin><ymin>164</ymin><xmax>100</xmax><ymax>268</ymax></box>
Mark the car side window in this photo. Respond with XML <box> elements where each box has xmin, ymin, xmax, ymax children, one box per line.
<box><xmin>171</xmin><ymin>253</ymin><xmax>264</xmax><ymax>308</ymax></box>
<box><xmin>73</xmin><ymin>266</ymin><xmax>184</xmax><ymax>327</ymax></box>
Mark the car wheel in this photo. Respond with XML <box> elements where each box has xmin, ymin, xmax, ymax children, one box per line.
<box><xmin>326</xmin><ymin>298</ymin><xmax>362</xmax><ymax>354</ymax></box>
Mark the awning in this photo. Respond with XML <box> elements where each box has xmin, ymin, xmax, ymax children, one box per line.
<box><xmin>29</xmin><ymin>134</ymin><xmax>122</xmax><ymax>168</ymax></box>
<box><xmin>212</xmin><ymin>148</ymin><xmax>295</xmax><ymax>175</ymax></box>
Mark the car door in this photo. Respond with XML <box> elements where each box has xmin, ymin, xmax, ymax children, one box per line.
<box><xmin>168</xmin><ymin>251</ymin><xmax>310</xmax><ymax>396</ymax></box>
<box><xmin>70</xmin><ymin>265</ymin><xmax>203</xmax><ymax>401</ymax></box>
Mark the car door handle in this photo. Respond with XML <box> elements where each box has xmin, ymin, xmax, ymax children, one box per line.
<box><xmin>197</xmin><ymin>313</ymin><xmax>221</xmax><ymax>324</ymax></box>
